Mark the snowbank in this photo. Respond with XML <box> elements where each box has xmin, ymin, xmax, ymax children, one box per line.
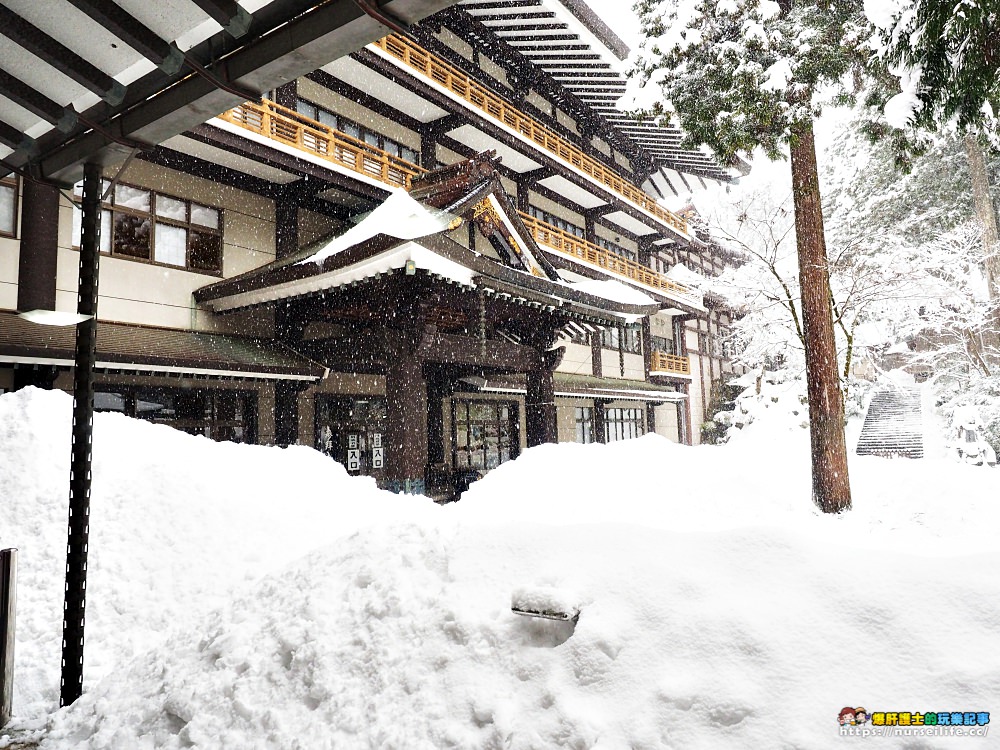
<box><xmin>0</xmin><ymin>388</ymin><xmax>437</xmax><ymax>732</ymax></box>
<box><xmin>1</xmin><ymin>388</ymin><xmax>997</xmax><ymax>749</ymax></box>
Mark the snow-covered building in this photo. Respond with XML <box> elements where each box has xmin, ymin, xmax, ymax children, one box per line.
<box><xmin>0</xmin><ymin>0</ymin><xmax>742</xmax><ymax>497</ymax></box>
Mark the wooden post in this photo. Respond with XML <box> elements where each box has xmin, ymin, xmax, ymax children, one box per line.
<box><xmin>384</xmin><ymin>351</ymin><xmax>428</xmax><ymax>494</ymax></box>
<box><xmin>525</xmin><ymin>366</ymin><xmax>557</xmax><ymax>446</ymax></box>
<box><xmin>0</xmin><ymin>548</ymin><xmax>16</xmax><ymax>729</ymax></box>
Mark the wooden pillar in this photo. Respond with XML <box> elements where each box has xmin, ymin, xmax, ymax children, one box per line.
<box><xmin>273</xmin><ymin>80</ymin><xmax>298</xmax><ymax>110</ymax></box>
<box><xmin>593</xmin><ymin>399</ymin><xmax>608</xmax><ymax>443</ymax></box>
<box><xmin>274</xmin><ymin>380</ymin><xmax>304</xmax><ymax>447</ymax></box>
<box><xmin>646</xmin><ymin>402</ymin><xmax>657</xmax><ymax>434</ymax></box>
<box><xmin>641</xmin><ymin>317</ymin><xmax>653</xmax><ymax>379</ymax></box>
<box><xmin>591</xmin><ymin>330</ymin><xmax>602</xmax><ymax>377</ymax></box>
<box><xmin>421</xmin><ymin>132</ymin><xmax>439</xmax><ymax>170</ymax></box>
<box><xmin>275</xmin><ymin>200</ymin><xmax>298</xmax><ymax>260</ymax></box>
<box><xmin>525</xmin><ymin>366</ymin><xmax>557</xmax><ymax>446</ymax></box>
<box><xmin>516</xmin><ymin>182</ymin><xmax>529</xmax><ymax>212</ymax></box>
<box><xmin>384</xmin><ymin>353</ymin><xmax>428</xmax><ymax>494</ymax></box>
<box><xmin>17</xmin><ymin>179</ymin><xmax>59</xmax><ymax>314</ymax></box>
<box><xmin>426</xmin><ymin>366</ymin><xmax>449</xmax><ymax>466</ymax></box>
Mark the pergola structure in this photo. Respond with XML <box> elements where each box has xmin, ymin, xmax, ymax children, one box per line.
<box><xmin>0</xmin><ymin>0</ymin><xmax>462</xmax><ymax>707</ymax></box>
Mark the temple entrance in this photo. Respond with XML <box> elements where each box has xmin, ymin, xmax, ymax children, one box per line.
<box><xmin>315</xmin><ymin>396</ymin><xmax>387</xmax><ymax>479</ymax></box>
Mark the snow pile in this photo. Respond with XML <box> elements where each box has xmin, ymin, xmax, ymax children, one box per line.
<box><xmin>0</xmin><ymin>388</ymin><xmax>437</xmax><ymax>730</ymax></box>
<box><xmin>2</xmin><ymin>388</ymin><xmax>998</xmax><ymax>749</ymax></box>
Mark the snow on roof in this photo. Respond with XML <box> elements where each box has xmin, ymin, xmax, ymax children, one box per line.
<box><xmin>560</xmin><ymin>277</ymin><xmax>657</xmax><ymax>309</ymax></box>
<box><xmin>300</xmin><ymin>190</ymin><xmax>460</xmax><ymax>266</ymax></box>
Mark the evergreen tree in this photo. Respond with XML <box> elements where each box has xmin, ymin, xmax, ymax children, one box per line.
<box><xmin>629</xmin><ymin>0</ymin><xmax>866</xmax><ymax>513</ymax></box>
<box><xmin>866</xmin><ymin>1</ymin><xmax>1000</xmax><ymax>299</ymax></box>
<box><xmin>867</xmin><ymin>0</ymin><xmax>1000</xmax><ymax>137</ymax></box>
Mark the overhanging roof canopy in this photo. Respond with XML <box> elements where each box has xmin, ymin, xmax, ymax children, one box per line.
<box><xmin>0</xmin><ymin>0</ymin><xmax>460</xmax><ymax>185</ymax></box>
<box><xmin>0</xmin><ymin>311</ymin><xmax>324</xmax><ymax>380</ymax></box>
<box><xmin>457</xmin><ymin>0</ymin><xmax>736</xmax><ymax>187</ymax></box>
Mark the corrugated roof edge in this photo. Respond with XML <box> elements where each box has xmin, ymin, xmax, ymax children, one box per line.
<box><xmin>557</xmin><ymin>0</ymin><xmax>630</xmax><ymax>60</ymax></box>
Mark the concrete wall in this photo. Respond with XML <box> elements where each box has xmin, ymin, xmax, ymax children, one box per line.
<box><xmin>653</xmin><ymin>402</ymin><xmax>680</xmax><ymax>442</ymax></box>
<box><xmin>649</xmin><ymin>312</ymin><xmax>674</xmax><ymax>345</ymax></box>
<box><xmin>527</xmin><ymin>191</ymin><xmax>584</xmax><ymax>227</ymax></box>
<box><xmin>50</xmin><ymin>159</ymin><xmax>275</xmax><ymax>334</ymax></box>
<box><xmin>600</xmin><ymin>350</ymin><xmax>644</xmax><ymax>380</ymax></box>
<box><xmin>297</xmin><ymin>79</ymin><xmax>421</xmax><ymax>151</ymax></box>
<box><xmin>0</xmin><ymin>235</ymin><xmax>18</xmax><ymax>311</ymax></box>
<box><xmin>557</xmin><ymin>341</ymin><xmax>594</xmax><ymax>377</ymax></box>
<box><xmin>556</xmin><ymin>396</ymin><xmax>593</xmax><ymax>442</ymax></box>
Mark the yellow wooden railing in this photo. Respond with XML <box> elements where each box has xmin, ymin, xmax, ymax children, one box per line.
<box><xmin>371</xmin><ymin>34</ymin><xmax>690</xmax><ymax>237</ymax></box>
<box><xmin>217</xmin><ymin>99</ymin><xmax>423</xmax><ymax>190</ymax></box>
<box><xmin>518</xmin><ymin>212</ymin><xmax>700</xmax><ymax>304</ymax></box>
<box><xmin>650</xmin><ymin>351</ymin><xmax>691</xmax><ymax>376</ymax></box>
<box><xmin>217</xmin><ymin>100</ymin><xmax>700</xmax><ymax>306</ymax></box>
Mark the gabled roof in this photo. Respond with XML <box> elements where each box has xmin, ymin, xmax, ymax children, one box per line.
<box><xmin>195</xmin><ymin>154</ymin><xmax>658</xmax><ymax>322</ymax></box>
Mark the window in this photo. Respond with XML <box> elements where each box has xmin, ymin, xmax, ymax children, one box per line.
<box><xmin>650</xmin><ymin>335</ymin><xmax>675</xmax><ymax>356</ymax></box>
<box><xmin>0</xmin><ymin>176</ymin><xmax>17</xmax><ymax>237</ymax></box>
<box><xmin>601</xmin><ymin>325</ymin><xmax>642</xmax><ymax>354</ymax></box>
<box><xmin>596</xmin><ymin>236</ymin><xmax>637</xmax><ymax>263</ymax></box>
<box><xmin>453</xmin><ymin>399</ymin><xmax>518</xmax><ymax>471</ymax></box>
<box><xmin>296</xmin><ymin>99</ymin><xmax>420</xmax><ymax>165</ymax></box>
<box><xmin>527</xmin><ymin>205</ymin><xmax>584</xmax><ymax>238</ymax></box>
<box><xmin>72</xmin><ymin>181</ymin><xmax>223</xmax><ymax>273</ymax></box>
<box><xmin>605</xmin><ymin>407</ymin><xmax>644</xmax><ymax>442</ymax></box>
<box><xmin>574</xmin><ymin>406</ymin><xmax>595</xmax><ymax>444</ymax></box>
<box><xmin>94</xmin><ymin>387</ymin><xmax>255</xmax><ymax>443</ymax></box>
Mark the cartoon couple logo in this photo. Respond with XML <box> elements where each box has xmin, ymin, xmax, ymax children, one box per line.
<box><xmin>839</xmin><ymin>707</ymin><xmax>869</xmax><ymax>726</ymax></box>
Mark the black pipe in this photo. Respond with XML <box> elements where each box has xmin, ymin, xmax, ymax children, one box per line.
<box><xmin>60</xmin><ymin>162</ymin><xmax>101</xmax><ymax>707</ymax></box>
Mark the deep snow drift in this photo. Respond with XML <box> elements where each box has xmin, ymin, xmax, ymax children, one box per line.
<box><xmin>1</xmin><ymin>388</ymin><xmax>997</xmax><ymax>749</ymax></box>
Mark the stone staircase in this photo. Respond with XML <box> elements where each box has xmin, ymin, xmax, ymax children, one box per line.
<box><xmin>856</xmin><ymin>386</ymin><xmax>924</xmax><ymax>458</ymax></box>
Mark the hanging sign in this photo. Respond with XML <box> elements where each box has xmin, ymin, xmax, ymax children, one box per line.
<box><xmin>372</xmin><ymin>446</ymin><xmax>384</xmax><ymax>469</ymax></box>
<box><xmin>372</xmin><ymin>433</ymin><xmax>382</xmax><ymax>448</ymax></box>
<box><xmin>347</xmin><ymin>449</ymin><xmax>361</xmax><ymax>472</ymax></box>
<box><xmin>348</xmin><ymin>434</ymin><xmax>359</xmax><ymax>449</ymax></box>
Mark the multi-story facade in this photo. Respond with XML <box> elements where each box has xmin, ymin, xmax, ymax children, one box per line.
<box><xmin>0</xmin><ymin>0</ymin><xmax>741</xmax><ymax>497</ymax></box>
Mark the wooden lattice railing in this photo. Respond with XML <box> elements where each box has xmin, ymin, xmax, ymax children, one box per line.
<box><xmin>371</xmin><ymin>34</ymin><xmax>690</xmax><ymax>237</ymax></box>
<box><xmin>650</xmin><ymin>351</ymin><xmax>691</xmax><ymax>375</ymax></box>
<box><xmin>518</xmin><ymin>213</ymin><xmax>700</xmax><ymax>304</ymax></box>
<box><xmin>217</xmin><ymin>100</ymin><xmax>701</xmax><ymax>307</ymax></box>
<box><xmin>217</xmin><ymin>99</ymin><xmax>423</xmax><ymax>189</ymax></box>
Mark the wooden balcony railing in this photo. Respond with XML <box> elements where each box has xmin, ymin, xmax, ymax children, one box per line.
<box><xmin>217</xmin><ymin>99</ymin><xmax>423</xmax><ymax>190</ymax></box>
<box><xmin>216</xmin><ymin>100</ymin><xmax>701</xmax><ymax>307</ymax></box>
<box><xmin>371</xmin><ymin>34</ymin><xmax>690</xmax><ymax>237</ymax></box>
<box><xmin>518</xmin><ymin>212</ymin><xmax>701</xmax><ymax>305</ymax></box>
<box><xmin>650</xmin><ymin>351</ymin><xmax>691</xmax><ymax>376</ymax></box>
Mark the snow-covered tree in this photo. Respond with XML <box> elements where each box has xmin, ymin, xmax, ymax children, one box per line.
<box><xmin>627</xmin><ymin>0</ymin><xmax>866</xmax><ymax>512</ymax></box>
<box><xmin>864</xmin><ymin>0</ymin><xmax>1000</xmax><ymax>300</ymax></box>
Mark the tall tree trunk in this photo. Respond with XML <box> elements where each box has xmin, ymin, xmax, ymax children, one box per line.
<box><xmin>965</xmin><ymin>134</ymin><xmax>1000</xmax><ymax>300</ymax></box>
<box><xmin>789</xmin><ymin>118</ymin><xmax>852</xmax><ymax>513</ymax></box>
